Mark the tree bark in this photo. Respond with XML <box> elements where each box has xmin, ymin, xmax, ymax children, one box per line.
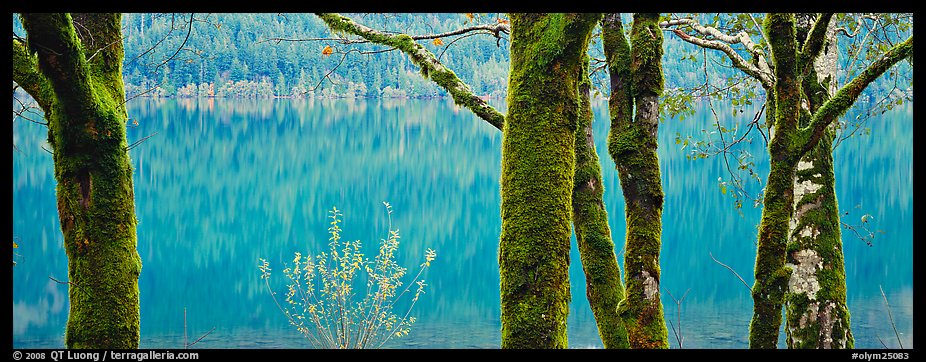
<box><xmin>572</xmin><ymin>53</ymin><xmax>629</xmax><ymax>349</ymax></box>
<box><xmin>499</xmin><ymin>13</ymin><xmax>600</xmax><ymax>349</ymax></box>
<box><xmin>785</xmin><ymin>14</ymin><xmax>853</xmax><ymax>349</ymax></box>
<box><xmin>603</xmin><ymin>13</ymin><xmax>669</xmax><ymax>349</ymax></box>
<box><xmin>14</xmin><ymin>13</ymin><xmax>142</xmax><ymax>349</ymax></box>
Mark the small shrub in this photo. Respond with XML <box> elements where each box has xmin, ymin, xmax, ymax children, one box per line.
<box><xmin>259</xmin><ymin>203</ymin><xmax>436</xmax><ymax>349</ymax></box>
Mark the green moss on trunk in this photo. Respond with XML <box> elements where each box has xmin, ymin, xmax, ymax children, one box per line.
<box><xmin>499</xmin><ymin>13</ymin><xmax>599</xmax><ymax>349</ymax></box>
<box><xmin>604</xmin><ymin>13</ymin><xmax>668</xmax><ymax>349</ymax></box>
<box><xmin>17</xmin><ymin>13</ymin><xmax>141</xmax><ymax>349</ymax></box>
<box><xmin>749</xmin><ymin>155</ymin><xmax>796</xmax><ymax>349</ymax></box>
<box><xmin>572</xmin><ymin>54</ymin><xmax>629</xmax><ymax>349</ymax></box>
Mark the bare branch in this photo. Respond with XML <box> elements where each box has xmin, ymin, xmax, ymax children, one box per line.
<box><xmin>709</xmin><ymin>252</ymin><xmax>751</xmax><ymax>291</ymax></box>
<box><xmin>151</xmin><ymin>13</ymin><xmax>195</xmax><ymax>74</ymax></box>
<box><xmin>126</xmin><ymin>132</ymin><xmax>159</xmax><ymax>151</ymax></box>
<box><xmin>879</xmin><ymin>285</ymin><xmax>904</xmax><ymax>349</ymax></box>
<box><xmin>661</xmin><ymin>18</ymin><xmax>774</xmax><ymax>89</ymax></box>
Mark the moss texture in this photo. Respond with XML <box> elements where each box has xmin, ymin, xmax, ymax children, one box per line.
<box><xmin>572</xmin><ymin>54</ymin><xmax>629</xmax><ymax>349</ymax></box>
<box><xmin>16</xmin><ymin>13</ymin><xmax>141</xmax><ymax>349</ymax></box>
<box><xmin>499</xmin><ymin>13</ymin><xmax>600</xmax><ymax>349</ymax></box>
<box><xmin>603</xmin><ymin>13</ymin><xmax>668</xmax><ymax>349</ymax></box>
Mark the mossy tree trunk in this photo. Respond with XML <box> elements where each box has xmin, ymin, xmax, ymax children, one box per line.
<box><xmin>13</xmin><ymin>13</ymin><xmax>142</xmax><ymax>349</ymax></box>
<box><xmin>572</xmin><ymin>53</ymin><xmax>630</xmax><ymax>349</ymax></box>
<box><xmin>784</xmin><ymin>14</ymin><xmax>853</xmax><ymax>349</ymax></box>
<box><xmin>499</xmin><ymin>13</ymin><xmax>600</xmax><ymax>349</ymax></box>
<box><xmin>750</xmin><ymin>13</ymin><xmax>911</xmax><ymax>348</ymax></box>
<box><xmin>602</xmin><ymin>13</ymin><xmax>669</xmax><ymax>349</ymax></box>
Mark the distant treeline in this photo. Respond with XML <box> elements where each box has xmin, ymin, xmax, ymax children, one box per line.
<box><xmin>12</xmin><ymin>13</ymin><xmax>910</xmax><ymax>103</ymax></box>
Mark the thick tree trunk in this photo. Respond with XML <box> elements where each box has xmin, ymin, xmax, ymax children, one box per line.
<box><xmin>499</xmin><ymin>13</ymin><xmax>600</xmax><ymax>349</ymax></box>
<box><xmin>15</xmin><ymin>13</ymin><xmax>142</xmax><ymax>349</ymax></box>
<box><xmin>785</xmin><ymin>14</ymin><xmax>853</xmax><ymax>349</ymax></box>
<box><xmin>603</xmin><ymin>13</ymin><xmax>669</xmax><ymax>349</ymax></box>
<box><xmin>572</xmin><ymin>54</ymin><xmax>630</xmax><ymax>349</ymax></box>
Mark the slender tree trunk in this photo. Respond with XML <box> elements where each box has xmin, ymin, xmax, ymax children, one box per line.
<box><xmin>603</xmin><ymin>13</ymin><xmax>669</xmax><ymax>349</ymax></box>
<box><xmin>499</xmin><ymin>13</ymin><xmax>600</xmax><ymax>349</ymax></box>
<box><xmin>14</xmin><ymin>13</ymin><xmax>142</xmax><ymax>349</ymax></box>
<box><xmin>572</xmin><ymin>53</ymin><xmax>630</xmax><ymax>349</ymax></box>
<box><xmin>785</xmin><ymin>14</ymin><xmax>853</xmax><ymax>348</ymax></box>
<box><xmin>750</xmin><ymin>13</ymin><xmax>804</xmax><ymax>349</ymax></box>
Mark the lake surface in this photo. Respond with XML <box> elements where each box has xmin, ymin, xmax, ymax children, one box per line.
<box><xmin>12</xmin><ymin>98</ymin><xmax>913</xmax><ymax>349</ymax></box>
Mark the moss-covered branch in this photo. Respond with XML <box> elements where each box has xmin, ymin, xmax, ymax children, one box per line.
<box><xmin>19</xmin><ymin>13</ymin><xmax>98</xmax><ymax>121</ymax></box>
<box><xmin>798</xmin><ymin>35</ymin><xmax>912</xmax><ymax>157</ymax></box>
<box><xmin>316</xmin><ymin>13</ymin><xmax>505</xmax><ymax>130</ymax></box>
<box><xmin>12</xmin><ymin>38</ymin><xmax>54</xmax><ymax>110</ymax></box>
<box><xmin>765</xmin><ymin>13</ymin><xmax>800</xmax><ymax>136</ymax></box>
<box><xmin>601</xmin><ymin>13</ymin><xmax>633</xmax><ymax>137</ymax></box>
<box><xmin>798</xmin><ymin>13</ymin><xmax>834</xmax><ymax>74</ymax></box>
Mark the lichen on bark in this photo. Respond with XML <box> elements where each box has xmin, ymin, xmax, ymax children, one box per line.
<box><xmin>783</xmin><ymin>16</ymin><xmax>853</xmax><ymax>348</ymax></box>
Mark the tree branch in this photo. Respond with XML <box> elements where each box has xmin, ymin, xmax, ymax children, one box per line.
<box><xmin>316</xmin><ymin>13</ymin><xmax>505</xmax><ymax>131</ymax></box>
<box><xmin>661</xmin><ymin>18</ymin><xmax>773</xmax><ymax>89</ymax></box>
<box><xmin>406</xmin><ymin>23</ymin><xmax>509</xmax><ymax>41</ymax></box>
<box><xmin>799</xmin><ymin>35</ymin><xmax>912</xmax><ymax>156</ymax></box>
<box><xmin>798</xmin><ymin>13</ymin><xmax>834</xmax><ymax>74</ymax></box>
<box><xmin>19</xmin><ymin>13</ymin><xmax>96</xmax><ymax>118</ymax></box>
<box><xmin>12</xmin><ymin>38</ymin><xmax>54</xmax><ymax>110</ymax></box>
<box><xmin>601</xmin><ymin>13</ymin><xmax>633</xmax><ymax>134</ymax></box>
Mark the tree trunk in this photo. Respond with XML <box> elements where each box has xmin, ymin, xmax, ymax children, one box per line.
<box><xmin>750</xmin><ymin>13</ymin><xmax>803</xmax><ymax>349</ymax></box>
<box><xmin>499</xmin><ymin>13</ymin><xmax>600</xmax><ymax>349</ymax></box>
<box><xmin>603</xmin><ymin>13</ymin><xmax>669</xmax><ymax>349</ymax></box>
<box><xmin>15</xmin><ymin>13</ymin><xmax>142</xmax><ymax>349</ymax></box>
<box><xmin>572</xmin><ymin>53</ymin><xmax>630</xmax><ymax>349</ymax></box>
<box><xmin>785</xmin><ymin>14</ymin><xmax>853</xmax><ymax>349</ymax></box>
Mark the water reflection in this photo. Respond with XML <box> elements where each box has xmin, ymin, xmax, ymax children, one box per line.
<box><xmin>11</xmin><ymin>98</ymin><xmax>912</xmax><ymax>348</ymax></box>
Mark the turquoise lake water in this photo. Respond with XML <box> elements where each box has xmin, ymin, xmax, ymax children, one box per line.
<box><xmin>12</xmin><ymin>98</ymin><xmax>912</xmax><ymax>349</ymax></box>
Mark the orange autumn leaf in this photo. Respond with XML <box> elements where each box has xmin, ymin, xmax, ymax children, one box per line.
<box><xmin>497</xmin><ymin>18</ymin><xmax>509</xmax><ymax>24</ymax></box>
<box><xmin>432</xmin><ymin>38</ymin><xmax>444</xmax><ymax>46</ymax></box>
<box><xmin>322</xmin><ymin>45</ymin><xmax>333</xmax><ymax>56</ymax></box>
<box><xmin>465</xmin><ymin>13</ymin><xmax>474</xmax><ymax>21</ymax></box>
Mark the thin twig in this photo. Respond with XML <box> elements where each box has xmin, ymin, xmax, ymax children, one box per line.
<box><xmin>152</xmin><ymin>13</ymin><xmax>195</xmax><ymax>74</ymax></box>
<box><xmin>709</xmin><ymin>252</ymin><xmax>751</xmax><ymax>291</ymax></box>
<box><xmin>879</xmin><ymin>285</ymin><xmax>903</xmax><ymax>349</ymax></box>
<box><xmin>663</xmin><ymin>287</ymin><xmax>690</xmax><ymax>349</ymax></box>
<box><xmin>126</xmin><ymin>132</ymin><xmax>159</xmax><ymax>151</ymax></box>
<box><xmin>188</xmin><ymin>326</ymin><xmax>216</xmax><ymax>347</ymax></box>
